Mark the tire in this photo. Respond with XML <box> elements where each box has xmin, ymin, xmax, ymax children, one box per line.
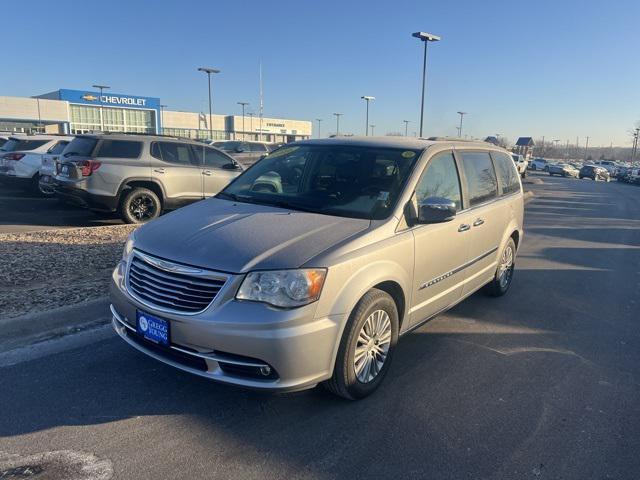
<box><xmin>544</xmin><ymin>166</ymin><xmax>549</xmax><ymax>172</ymax></box>
<box><xmin>120</xmin><ymin>187</ymin><xmax>161</xmax><ymax>224</ymax></box>
<box><xmin>324</xmin><ymin>289</ymin><xmax>399</xmax><ymax>400</ymax></box>
<box><xmin>483</xmin><ymin>238</ymin><xmax>516</xmax><ymax>297</ymax></box>
<box><xmin>521</xmin><ymin>170</ymin><xmax>527</xmax><ymax>179</ymax></box>
<box><xmin>531</xmin><ymin>165</ymin><xmax>537</xmax><ymax>171</ymax></box>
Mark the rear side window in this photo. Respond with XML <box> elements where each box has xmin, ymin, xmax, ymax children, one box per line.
<box><xmin>460</xmin><ymin>152</ymin><xmax>498</xmax><ymax>206</ymax></box>
<box><xmin>493</xmin><ymin>152</ymin><xmax>521</xmax><ymax>196</ymax></box>
<box><xmin>96</xmin><ymin>140</ymin><xmax>142</xmax><ymax>159</ymax></box>
<box><xmin>1</xmin><ymin>139</ymin><xmax>48</xmax><ymax>152</ymax></box>
<box><xmin>48</xmin><ymin>141</ymin><xmax>69</xmax><ymax>155</ymax></box>
<box><xmin>415</xmin><ymin>151</ymin><xmax>462</xmax><ymax>211</ymax></box>
<box><xmin>154</xmin><ymin>142</ymin><xmax>197</xmax><ymax>166</ymax></box>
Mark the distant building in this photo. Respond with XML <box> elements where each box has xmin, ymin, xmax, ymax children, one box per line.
<box><xmin>514</xmin><ymin>137</ymin><xmax>535</xmax><ymax>159</ymax></box>
<box><xmin>0</xmin><ymin>88</ymin><xmax>311</xmax><ymax>143</ymax></box>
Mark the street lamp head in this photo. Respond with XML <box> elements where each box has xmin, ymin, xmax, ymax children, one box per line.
<box><xmin>237</xmin><ymin>101</ymin><xmax>249</xmax><ymax>106</ymax></box>
<box><xmin>198</xmin><ymin>67</ymin><xmax>220</xmax><ymax>74</ymax></box>
<box><xmin>333</xmin><ymin>113</ymin><xmax>343</xmax><ymax>116</ymax></box>
<box><xmin>412</xmin><ymin>31</ymin><xmax>441</xmax><ymax>42</ymax></box>
<box><xmin>92</xmin><ymin>84</ymin><xmax>110</xmax><ymax>90</ymax></box>
<box><xmin>457</xmin><ymin>111</ymin><xmax>468</xmax><ymax>115</ymax></box>
<box><xmin>361</xmin><ymin>96</ymin><xmax>375</xmax><ymax>101</ymax></box>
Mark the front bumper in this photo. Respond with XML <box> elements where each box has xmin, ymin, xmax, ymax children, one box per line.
<box><xmin>110</xmin><ymin>261</ymin><xmax>344</xmax><ymax>392</ymax></box>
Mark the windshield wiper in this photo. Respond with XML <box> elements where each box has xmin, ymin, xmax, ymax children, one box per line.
<box><xmin>256</xmin><ymin>198</ymin><xmax>321</xmax><ymax>214</ymax></box>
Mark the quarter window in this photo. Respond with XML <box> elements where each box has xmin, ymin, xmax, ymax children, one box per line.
<box><xmin>96</xmin><ymin>140</ymin><xmax>142</xmax><ymax>159</ymax></box>
<box><xmin>460</xmin><ymin>152</ymin><xmax>498</xmax><ymax>206</ymax></box>
<box><xmin>48</xmin><ymin>141</ymin><xmax>69</xmax><ymax>155</ymax></box>
<box><xmin>493</xmin><ymin>152</ymin><xmax>521</xmax><ymax>195</ymax></box>
<box><xmin>415</xmin><ymin>152</ymin><xmax>462</xmax><ymax>211</ymax></box>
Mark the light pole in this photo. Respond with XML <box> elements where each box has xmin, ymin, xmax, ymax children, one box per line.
<box><xmin>159</xmin><ymin>104</ymin><xmax>167</xmax><ymax>134</ymax></box>
<box><xmin>92</xmin><ymin>84</ymin><xmax>110</xmax><ymax>131</ymax></box>
<box><xmin>333</xmin><ymin>113</ymin><xmax>343</xmax><ymax>136</ymax></box>
<box><xmin>361</xmin><ymin>96</ymin><xmax>375</xmax><ymax>135</ymax></box>
<box><xmin>403</xmin><ymin>120</ymin><xmax>410</xmax><ymax>136</ymax></box>
<box><xmin>584</xmin><ymin>136</ymin><xmax>590</xmax><ymax>160</ymax></box>
<box><xmin>197</xmin><ymin>67</ymin><xmax>220</xmax><ymax>140</ymax></box>
<box><xmin>316</xmin><ymin>118</ymin><xmax>323</xmax><ymax>138</ymax></box>
<box><xmin>370</xmin><ymin>124</ymin><xmax>375</xmax><ymax>136</ymax></box>
<box><xmin>237</xmin><ymin>102</ymin><xmax>249</xmax><ymax>140</ymax></box>
<box><xmin>456</xmin><ymin>111</ymin><xmax>467</xmax><ymax>138</ymax></box>
<box><xmin>412</xmin><ymin>31</ymin><xmax>441</xmax><ymax>137</ymax></box>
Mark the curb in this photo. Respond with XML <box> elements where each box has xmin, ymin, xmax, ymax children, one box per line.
<box><xmin>0</xmin><ymin>297</ymin><xmax>111</xmax><ymax>352</ymax></box>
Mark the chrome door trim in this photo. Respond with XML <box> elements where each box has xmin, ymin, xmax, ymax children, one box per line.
<box><xmin>418</xmin><ymin>246</ymin><xmax>498</xmax><ymax>290</ymax></box>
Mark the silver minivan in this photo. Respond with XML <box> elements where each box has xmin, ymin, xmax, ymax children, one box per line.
<box><xmin>110</xmin><ymin>137</ymin><xmax>524</xmax><ymax>399</ymax></box>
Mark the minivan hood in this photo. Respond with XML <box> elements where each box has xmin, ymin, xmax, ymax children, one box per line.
<box><xmin>134</xmin><ymin>198</ymin><xmax>370</xmax><ymax>273</ymax></box>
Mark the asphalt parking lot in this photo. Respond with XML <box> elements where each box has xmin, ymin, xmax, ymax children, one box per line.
<box><xmin>1</xmin><ymin>173</ymin><xmax>639</xmax><ymax>479</ymax></box>
<box><xmin>0</xmin><ymin>184</ymin><xmax>122</xmax><ymax>234</ymax></box>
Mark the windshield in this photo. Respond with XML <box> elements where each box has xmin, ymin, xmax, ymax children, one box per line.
<box><xmin>218</xmin><ymin>144</ymin><xmax>421</xmax><ymax>220</ymax></box>
<box><xmin>216</xmin><ymin>141</ymin><xmax>241</xmax><ymax>152</ymax></box>
<box><xmin>0</xmin><ymin>139</ymin><xmax>48</xmax><ymax>152</ymax></box>
<box><xmin>62</xmin><ymin>137</ymin><xmax>98</xmax><ymax>157</ymax></box>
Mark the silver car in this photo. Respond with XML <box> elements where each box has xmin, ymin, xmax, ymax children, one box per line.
<box><xmin>110</xmin><ymin>137</ymin><xmax>524</xmax><ymax>399</ymax></box>
<box><xmin>55</xmin><ymin>133</ymin><xmax>243</xmax><ymax>223</ymax></box>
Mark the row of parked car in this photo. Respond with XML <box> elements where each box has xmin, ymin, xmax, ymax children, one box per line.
<box><xmin>0</xmin><ymin>132</ymin><xmax>283</xmax><ymax>223</ymax></box>
<box><xmin>523</xmin><ymin>156</ymin><xmax>640</xmax><ymax>183</ymax></box>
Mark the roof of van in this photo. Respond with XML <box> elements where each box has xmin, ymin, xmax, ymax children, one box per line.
<box><xmin>295</xmin><ymin>135</ymin><xmax>500</xmax><ymax>150</ymax></box>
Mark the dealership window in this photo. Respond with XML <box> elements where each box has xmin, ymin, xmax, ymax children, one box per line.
<box><xmin>70</xmin><ymin>104</ymin><xmax>155</xmax><ymax>134</ymax></box>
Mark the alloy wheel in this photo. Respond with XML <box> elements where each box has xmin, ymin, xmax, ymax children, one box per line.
<box><xmin>129</xmin><ymin>194</ymin><xmax>156</xmax><ymax>221</ymax></box>
<box><xmin>497</xmin><ymin>244</ymin><xmax>514</xmax><ymax>289</ymax></box>
<box><xmin>354</xmin><ymin>309</ymin><xmax>392</xmax><ymax>383</ymax></box>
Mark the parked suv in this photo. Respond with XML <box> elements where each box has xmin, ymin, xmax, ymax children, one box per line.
<box><xmin>0</xmin><ymin>134</ymin><xmax>73</xmax><ymax>193</ymax></box>
<box><xmin>529</xmin><ymin>158</ymin><xmax>548</xmax><ymax>171</ymax></box>
<box><xmin>55</xmin><ymin>133</ymin><xmax>243</xmax><ymax>223</ymax></box>
<box><xmin>215</xmin><ymin>140</ymin><xmax>275</xmax><ymax>166</ymax></box>
<box><xmin>110</xmin><ymin>137</ymin><xmax>524</xmax><ymax>399</ymax></box>
<box><xmin>579</xmin><ymin>165</ymin><xmax>610</xmax><ymax>182</ymax></box>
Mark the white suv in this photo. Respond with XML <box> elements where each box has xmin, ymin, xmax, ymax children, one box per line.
<box><xmin>0</xmin><ymin>134</ymin><xmax>73</xmax><ymax>193</ymax></box>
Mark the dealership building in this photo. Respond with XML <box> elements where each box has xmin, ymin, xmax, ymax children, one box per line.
<box><xmin>0</xmin><ymin>89</ymin><xmax>312</xmax><ymax>143</ymax></box>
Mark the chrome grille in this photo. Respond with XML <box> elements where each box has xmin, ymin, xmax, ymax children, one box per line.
<box><xmin>126</xmin><ymin>252</ymin><xmax>227</xmax><ymax>314</ymax></box>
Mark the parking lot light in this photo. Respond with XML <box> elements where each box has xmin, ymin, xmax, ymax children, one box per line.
<box><xmin>92</xmin><ymin>84</ymin><xmax>110</xmax><ymax>132</ymax></box>
<box><xmin>237</xmin><ymin>102</ymin><xmax>249</xmax><ymax>140</ymax></box>
<box><xmin>197</xmin><ymin>67</ymin><xmax>221</xmax><ymax>140</ymax></box>
<box><xmin>316</xmin><ymin>118</ymin><xmax>323</xmax><ymax>138</ymax></box>
<box><xmin>333</xmin><ymin>113</ymin><xmax>343</xmax><ymax>136</ymax></box>
<box><xmin>361</xmin><ymin>96</ymin><xmax>375</xmax><ymax>136</ymax></box>
<box><xmin>160</xmin><ymin>104</ymin><xmax>167</xmax><ymax>134</ymax></box>
<box><xmin>403</xmin><ymin>120</ymin><xmax>410</xmax><ymax>136</ymax></box>
<box><xmin>412</xmin><ymin>31</ymin><xmax>441</xmax><ymax>137</ymax></box>
<box><xmin>457</xmin><ymin>111</ymin><xmax>468</xmax><ymax>137</ymax></box>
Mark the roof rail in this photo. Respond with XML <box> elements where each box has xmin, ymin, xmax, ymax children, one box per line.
<box><xmin>82</xmin><ymin>131</ymin><xmax>184</xmax><ymax>140</ymax></box>
<box><xmin>426</xmin><ymin>136</ymin><xmax>486</xmax><ymax>142</ymax></box>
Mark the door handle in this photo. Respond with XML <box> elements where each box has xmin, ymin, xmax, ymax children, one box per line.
<box><xmin>458</xmin><ymin>224</ymin><xmax>471</xmax><ymax>232</ymax></box>
<box><xmin>153</xmin><ymin>168</ymin><xmax>165</xmax><ymax>174</ymax></box>
<box><xmin>473</xmin><ymin>218</ymin><xmax>485</xmax><ymax>227</ymax></box>
<box><xmin>202</xmin><ymin>170</ymin><xmax>212</xmax><ymax>176</ymax></box>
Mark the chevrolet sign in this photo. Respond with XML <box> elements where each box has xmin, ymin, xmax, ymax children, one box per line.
<box><xmin>80</xmin><ymin>93</ymin><xmax>146</xmax><ymax>107</ymax></box>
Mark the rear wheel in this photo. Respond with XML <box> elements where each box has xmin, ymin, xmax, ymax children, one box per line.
<box><xmin>324</xmin><ymin>289</ymin><xmax>399</xmax><ymax>400</ymax></box>
<box><xmin>120</xmin><ymin>187</ymin><xmax>161</xmax><ymax>224</ymax></box>
<box><xmin>484</xmin><ymin>238</ymin><xmax>516</xmax><ymax>297</ymax></box>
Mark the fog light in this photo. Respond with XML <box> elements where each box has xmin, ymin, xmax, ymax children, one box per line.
<box><xmin>259</xmin><ymin>366</ymin><xmax>272</xmax><ymax>376</ymax></box>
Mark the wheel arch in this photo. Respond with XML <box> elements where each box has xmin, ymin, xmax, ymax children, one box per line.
<box><xmin>117</xmin><ymin>178</ymin><xmax>165</xmax><ymax>208</ymax></box>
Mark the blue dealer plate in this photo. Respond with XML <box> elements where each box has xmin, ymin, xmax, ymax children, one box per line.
<box><xmin>136</xmin><ymin>310</ymin><xmax>170</xmax><ymax>346</ymax></box>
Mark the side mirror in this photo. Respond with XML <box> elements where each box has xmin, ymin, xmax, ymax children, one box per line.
<box><xmin>235</xmin><ymin>147</ymin><xmax>244</xmax><ymax>153</ymax></box>
<box><xmin>417</xmin><ymin>197</ymin><xmax>456</xmax><ymax>224</ymax></box>
<box><xmin>222</xmin><ymin>162</ymin><xmax>240</xmax><ymax>170</ymax></box>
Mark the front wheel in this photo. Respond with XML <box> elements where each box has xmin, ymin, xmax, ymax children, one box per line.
<box><xmin>483</xmin><ymin>238</ymin><xmax>516</xmax><ymax>297</ymax></box>
<box><xmin>120</xmin><ymin>187</ymin><xmax>161</xmax><ymax>224</ymax></box>
<box><xmin>324</xmin><ymin>289</ymin><xmax>399</xmax><ymax>400</ymax></box>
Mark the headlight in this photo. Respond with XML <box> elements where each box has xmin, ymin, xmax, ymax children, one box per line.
<box><xmin>122</xmin><ymin>232</ymin><xmax>136</xmax><ymax>261</ymax></box>
<box><xmin>236</xmin><ymin>269</ymin><xmax>327</xmax><ymax>308</ymax></box>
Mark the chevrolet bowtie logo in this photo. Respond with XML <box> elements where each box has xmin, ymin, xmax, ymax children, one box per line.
<box><xmin>81</xmin><ymin>94</ymin><xmax>98</xmax><ymax>101</ymax></box>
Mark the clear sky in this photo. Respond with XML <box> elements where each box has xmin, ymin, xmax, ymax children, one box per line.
<box><xmin>3</xmin><ymin>0</ymin><xmax>639</xmax><ymax>146</ymax></box>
